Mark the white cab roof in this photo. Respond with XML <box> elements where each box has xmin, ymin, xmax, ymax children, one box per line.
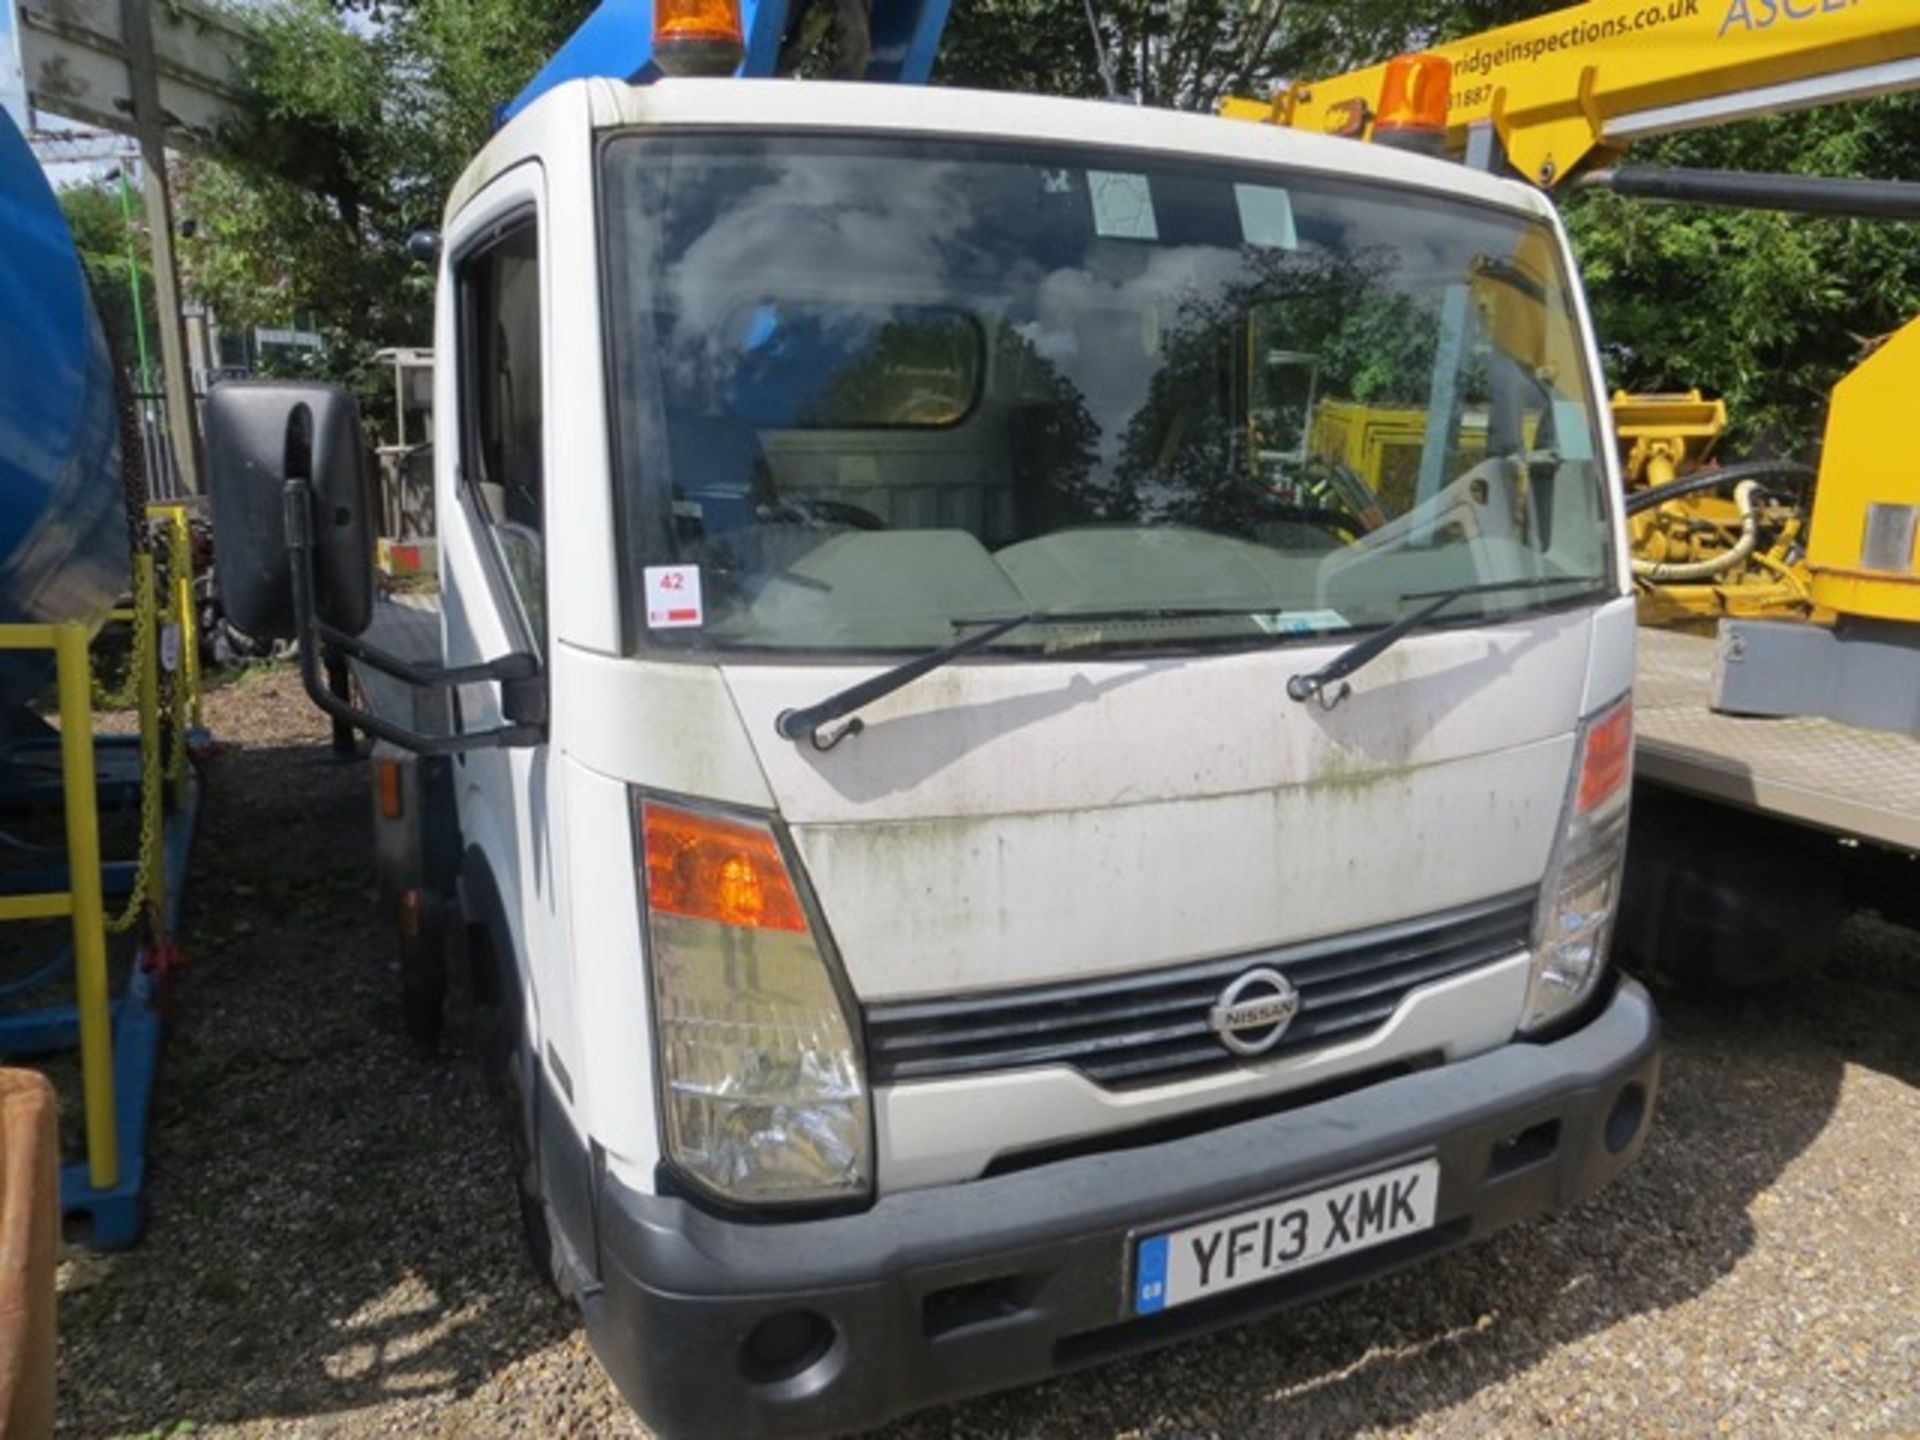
<box><xmin>480</xmin><ymin>76</ymin><xmax>1554</xmax><ymax>222</ymax></box>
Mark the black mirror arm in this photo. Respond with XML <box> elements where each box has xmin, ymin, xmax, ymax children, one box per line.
<box><xmin>312</xmin><ymin>619</ymin><xmax>537</xmax><ymax>691</ymax></box>
<box><xmin>284</xmin><ymin>479</ymin><xmax>544</xmax><ymax>754</ymax></box>
<box><xmin>292</xmin><ymin>626</ymin><xmax>541</xmax><ymax>755</ymax></box>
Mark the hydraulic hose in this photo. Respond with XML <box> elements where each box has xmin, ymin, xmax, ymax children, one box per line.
<box><xmin>1632</xmin><ymin>479</ymin><xmax>1764</xmax><ymax>583</ymax></box>
<box><xmin>1622</xmin><ymin>458</ymin><xmax>1816</xmax><ymax>518</ymax></box>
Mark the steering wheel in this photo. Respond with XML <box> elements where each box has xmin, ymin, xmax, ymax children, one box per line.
<box><xmin>1248</xmin><ymin>456</ymin><xmax>1377</xmax><ymax>541</ymax></box>
<box><xmin>1256</xmin><ymin>501</ymin><xmax>1371</xmax><ymax>542</ymax></box>
<box><xmin>1302</xmin><ymin>456</ymin><xmax>1387</xmax><ymax>530</ymax></box>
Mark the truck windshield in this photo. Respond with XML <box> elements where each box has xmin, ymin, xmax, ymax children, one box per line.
<box><xmin>601</xmin><ymin>133</ymin><xmax>1612</xmax><ymax>656</ymax></box>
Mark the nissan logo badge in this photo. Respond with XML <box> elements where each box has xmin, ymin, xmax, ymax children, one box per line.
<box><xmin>1208</xmin><ymin>967</ymin><xmax>1300</xmax><ymax>1057</ymax></box>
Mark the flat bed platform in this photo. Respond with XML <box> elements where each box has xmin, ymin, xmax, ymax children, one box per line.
<box><xmin>1636</xmin><ymin>627</ymin><xmax>1920</xmax><ymax>853</ymax></box>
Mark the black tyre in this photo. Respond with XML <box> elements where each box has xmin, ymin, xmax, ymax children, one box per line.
<box><xmin>1617</xmin><ymin>793</ymin><xmax>1846</xmax><ymax>989</ymax></box>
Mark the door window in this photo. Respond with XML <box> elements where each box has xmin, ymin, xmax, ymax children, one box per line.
<box><xmin>460</xmin><ymin>219</ymin><xmax>546</xmax><ymax>643</ymax></box>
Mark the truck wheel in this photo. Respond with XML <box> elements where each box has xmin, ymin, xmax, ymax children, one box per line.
<box><xmin>1618</xmin><ymin>795</ymin><xmax>1847</xmax><ymax>989</ymax></box>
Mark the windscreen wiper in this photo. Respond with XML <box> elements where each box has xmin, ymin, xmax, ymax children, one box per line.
<box><xmin>1285</xmin><ymin>575</ymin><xmax>1609</xmax><ymax>710</ymax></box>
<box><xmin>775</xmin><ymin>604</ymin><xmax>1281</xmax><ymax>749</ymax></box>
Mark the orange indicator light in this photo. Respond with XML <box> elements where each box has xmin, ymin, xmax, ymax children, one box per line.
<box><xmin>376</xmin><ymin>759</ymin><xmax>404</xmax><ymax>821</ymax></box>
<box><xmin>1578</xmin><ymin>698</ymin><xmax>1633</xmax><ymax>814</ymax></box>
<box><xmin>642</xmin><ymin>802</ymin><xmax>808</xmax><ymax>932</ymax></box>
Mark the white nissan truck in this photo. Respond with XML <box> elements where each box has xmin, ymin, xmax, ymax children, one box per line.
<box><xmin>204</xmin><ymin>66</ymin><xmax>1659</xmax><ymax>1440</ymax></box>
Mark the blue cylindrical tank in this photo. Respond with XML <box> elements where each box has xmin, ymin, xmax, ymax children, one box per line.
<box><xmin>0</xmin><ymin>107</ymin><xmax>132</xmax><ymax>708</ymax></box>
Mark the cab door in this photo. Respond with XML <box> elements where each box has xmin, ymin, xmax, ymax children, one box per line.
<box><xmin>438</xmin><ymin>164</ymin><xmax>582</xmax><ymax>1156</ymax></box>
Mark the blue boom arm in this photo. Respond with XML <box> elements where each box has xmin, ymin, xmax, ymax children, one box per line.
<box><xmin>502</xmin><ymin>0</ymin><xmax>953</xmax><ymax>123</ymax></box>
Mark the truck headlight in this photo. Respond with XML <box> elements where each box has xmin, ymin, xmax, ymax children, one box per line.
<box><xmin>1523</xmin><ymin>695</ymin><xmax>1633</xmax><ymax>1035</ymax></box>
<box><xmin>636</xmin><ymin>796</ymin><xmax>871</xmax><ymax>1206</ymax></box>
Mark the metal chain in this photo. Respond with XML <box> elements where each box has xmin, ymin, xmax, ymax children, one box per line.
<box><xmin>162</xmin><ymin>519</ymin><xmax>191</xmax><ymax>785</ymax></box>
<box><xmin>105</xmin><ymin>562</ymin><xmax>163</xmax><ymax>939</ymax></box>
<box><xmin>94</xmin><ymin>279</ymin><xmax>162</xmax><ymax>940</ymax></box>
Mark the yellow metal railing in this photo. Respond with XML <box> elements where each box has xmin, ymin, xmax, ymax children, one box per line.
<box><xmin>103</xmin><ymin>507</ymin><xmax>205</xmax><ymax>877</ymax></box>
<box><xmin>151</xmin><ymin>504</ymin><xmax>205</xmax><ymax>740</ymax></box>
<box><xmin>0</xmin><ymin>507</ymin><xmax>204</xmax><ymax>1195</ymax></box>
<box><xmin>0</xmin><ymin>622</ymin><xmax>118</xmax><ymax>1189</ymax></box>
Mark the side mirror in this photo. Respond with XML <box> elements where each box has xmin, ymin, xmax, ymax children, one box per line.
<box><xmin>205</xmin><ymin>381</ymin><xmax>375</xmax><ymax>638</ymax></box>
<box><xmin>204</xmin><ymin>381</ymin><xmax>545</xmax><ymax>757</ymax></box>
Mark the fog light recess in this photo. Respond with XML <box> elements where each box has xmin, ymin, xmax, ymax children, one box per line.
<box><xmin>740</xmin><ymin>1309</ymin><xmax>839</xmax><ymax>1387</ymax></box>
<box><xmin>1605</xmin><ymin>1081</ymin><xmax>1647</xmax><ymax>1155</ymax></box>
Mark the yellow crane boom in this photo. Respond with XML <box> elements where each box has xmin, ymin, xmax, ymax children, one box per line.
<box><xmin>1225</xmin><ymin>0</ymin><xmax>1920</xmax><ymax>188</ymax></box>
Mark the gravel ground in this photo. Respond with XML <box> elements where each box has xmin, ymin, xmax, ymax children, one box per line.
<box><xmin>53</xmin><ymin>666</ymin><xmax>1920</xmax><ymax>1439</ymax></box>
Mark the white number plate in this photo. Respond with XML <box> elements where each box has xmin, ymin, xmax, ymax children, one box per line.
<box><xmin>1132</xmin><ymin>1157</ymin><xmax>1439</xmax><ymax>1315</ymax></box>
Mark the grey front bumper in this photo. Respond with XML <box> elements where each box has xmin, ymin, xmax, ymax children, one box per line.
<box><xmin>586</xmin><ymin>978</ymin><xmax>1660</xmax><ymax>1440</ymax></box>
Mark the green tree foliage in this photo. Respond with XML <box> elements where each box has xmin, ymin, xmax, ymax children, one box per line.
<box><xmin>184</xmin><ymin>0</ymin><xmax>1917</xmax><ymax>455</ymax></box>
<box><xmin>58</xmin><ymin>178</ymin><xmax>163</xmax><ymax>387</ymax></box>
<box><xmin>936</xmin><ymin>0</ymin><xmax>1551</xmax><ymax>108</ymax></box>
<box><xmin>1564</xmin><ymin>95</ymin><xmax>1920</xmax><ymax>457</ymax></box>
<box><xmin>179</xmin><ymin>0</ymin><xmax>593</xmax><ymax>431</ymax></box>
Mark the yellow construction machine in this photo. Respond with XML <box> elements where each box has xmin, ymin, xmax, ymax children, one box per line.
<box><xmin>1221</xmin><ymin>0</ymin><xmax>1920</xmax><ymax>716</ymax></box>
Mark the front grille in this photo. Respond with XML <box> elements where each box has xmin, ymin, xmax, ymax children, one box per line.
<box><xmin>865</xmin><ymin>892</ymin><xmax>1534</xmax><ymax>1089</ymax></box>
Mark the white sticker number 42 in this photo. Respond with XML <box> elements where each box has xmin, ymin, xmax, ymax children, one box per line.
<box><xmin>644</xmin><ymin>565</ymin><xmax>704</xmax><ymax>629</ymax></box>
